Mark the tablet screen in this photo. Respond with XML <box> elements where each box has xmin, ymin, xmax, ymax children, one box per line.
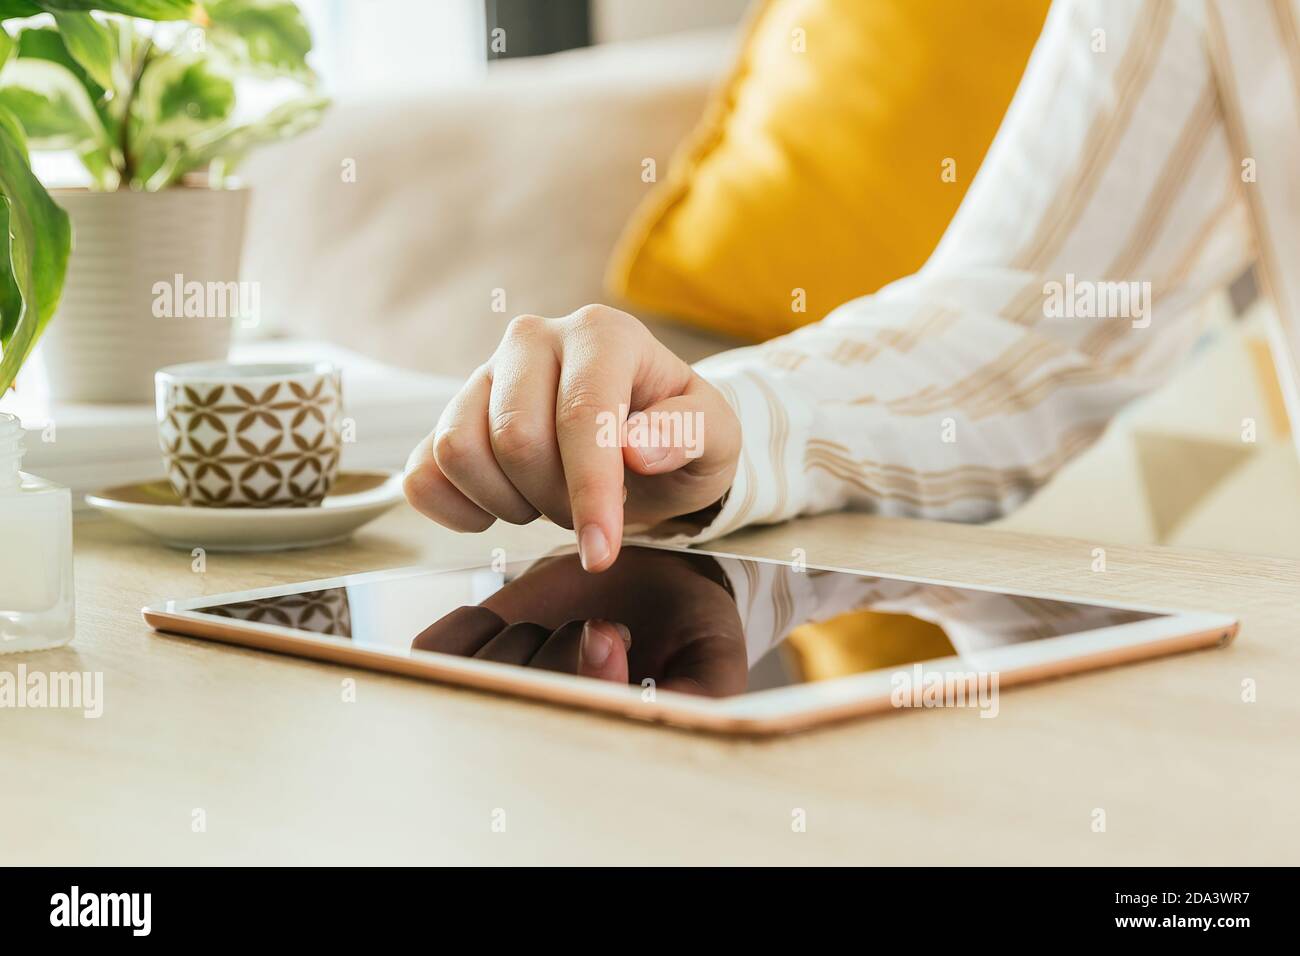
<box><xmin>193</xmin><ymin>546</ymin><xmax>1160</xmax><ymax>698</ymax></box>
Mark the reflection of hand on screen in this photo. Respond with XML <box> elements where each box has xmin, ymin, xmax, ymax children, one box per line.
<box><xmin>410</xmin><ymin>547</ymin><xmax>745</xmax><ymax>696</ymax></box>
<box><xmin>411</xmin><ymin>606</ymin><xmax>629</xmax><ymax>683</ymax></box>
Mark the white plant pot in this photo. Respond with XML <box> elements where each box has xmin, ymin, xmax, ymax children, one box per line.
<box><xmin>39</xmin><ymin>186</ymin><xmax>250</xmax><ymax>404</ymax></box>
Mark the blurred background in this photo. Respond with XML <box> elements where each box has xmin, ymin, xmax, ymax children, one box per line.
<box><xmin>8</xmin><ymin>0</ymin><xmax>1298</xmax><ymax>562</ymax></box>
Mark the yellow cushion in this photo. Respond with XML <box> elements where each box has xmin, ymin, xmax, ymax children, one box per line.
<box><xmin>606</xmin><ymin>0</ymin><xmax>1050</xmax><ymax>341</ymax></box>
<box><xmin>786</xmin><ymin>610</ymin><xmax>956</xmax><ymax>681</ymax></box>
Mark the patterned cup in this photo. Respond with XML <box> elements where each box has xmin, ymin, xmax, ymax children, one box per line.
<box><xmin>156</xmin><ymin>361</ymin><xmax>343</xmax><ymax>508</ymax></box>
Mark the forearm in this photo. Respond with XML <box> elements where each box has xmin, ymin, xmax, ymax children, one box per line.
<box><xmin>653</xmin><ymin>0</ymin><xmax>1254</xmax><ymax>545</ymax></box>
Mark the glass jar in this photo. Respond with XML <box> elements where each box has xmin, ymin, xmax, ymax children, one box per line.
<box><xmin>0</xmin><ymin>412</ymin><xmax>75</xmax><ymax>652</ymax></box>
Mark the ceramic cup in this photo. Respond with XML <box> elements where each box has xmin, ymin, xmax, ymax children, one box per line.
<box><xmin>156</xmin><ymin>361</ymin><xmax>343</xmax><ymax>508</ymax></box>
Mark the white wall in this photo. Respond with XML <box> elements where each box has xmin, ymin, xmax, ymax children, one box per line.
<box><xmin>592</xmin><ymin>0</ymin><xmax>751</xmax><ymax>43</ymax></box>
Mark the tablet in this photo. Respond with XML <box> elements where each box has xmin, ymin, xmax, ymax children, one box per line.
<box><xmin>142</xmin><ymin>543</ymin><xmax>1238</xmax><ymax>736</ymax></box>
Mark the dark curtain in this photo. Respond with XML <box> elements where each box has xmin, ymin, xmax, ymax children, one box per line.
<box><xmin>485</xmin><ymin>0</ymin><xmax>592</xmax><ymax>59</ymax></box>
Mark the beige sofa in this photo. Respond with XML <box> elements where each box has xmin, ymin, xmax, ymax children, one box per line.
<box><xmin>239</xmin><ymin>29</ymin><xmax>742</xmax><ymax>378</ymax></box>
<box><xmin>239</xmin><ymin>30</ymin><xmax>1300</xmax><ymax>560</ymax></box>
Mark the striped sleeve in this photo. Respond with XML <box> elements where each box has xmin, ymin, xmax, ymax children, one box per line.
<box><xmin>657</xmin><ymin>0</ymin><xmax>1256</xmax><ymax>544</ymax></box>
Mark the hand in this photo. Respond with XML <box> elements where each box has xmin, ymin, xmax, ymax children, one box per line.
<box><xmin>402</xmin><ymin>305</ymin><xmax>742</xmax><ymax>571</ymax></box>
<box><xmin>410</xmin><ymin>547</ymin><xmax>747</xmax><ymax>696</ymax></box>
<box><xmin>412</xmin><ymin>607</ymin><xmax>634</xmax><ymax>685</ymax></box>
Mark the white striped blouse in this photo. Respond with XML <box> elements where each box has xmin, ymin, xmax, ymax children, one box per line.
<box><xmin>664</xmin><ymin>0</ymin><xmax>1300</xmax><ymax>544</ymax></box>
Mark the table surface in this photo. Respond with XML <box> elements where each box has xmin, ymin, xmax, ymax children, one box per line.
<box><xmin>4</xmin><ymin>504</ymin><xmax>1297</xmax><ymax>865</ymax></box>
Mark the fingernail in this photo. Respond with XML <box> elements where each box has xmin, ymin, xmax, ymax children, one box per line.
<box><xmin>587</xmin><ymin>619</ymin><xmax>631</xmax><ymax>650</ymax></box>
<box><xmin>636</xmin><ymin>443</ymin><xmax>669</xmax><ymax>468</ymax></box>
<box><xmin>581</xmin><ymin>621</ymin><xmax>614</xmax><ymax>667</ymax></box>
<box><xmin>578</xmin><ymin>523</ymin><xmax>609</xmax><ymax>571</ymax></box>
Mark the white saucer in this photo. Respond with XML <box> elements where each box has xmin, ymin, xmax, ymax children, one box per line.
<box><xmin>85</xmin><ymin>470</ymin><xmax>405</xmax><ymax>552</ymax></box>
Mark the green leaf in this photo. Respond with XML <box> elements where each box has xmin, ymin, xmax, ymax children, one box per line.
<box><xmin>0</xmin><ymin>24</ymin><xmax>14</xmax><ymax>74</ymax></box>
<box><xmin>77</xmin><ymin>141</ymin><xmax>116</xmax><ymax>187</ymax></box>
<box><xmin>15</xmin><ymin>25</ymin><xmax>104</xmax><ymax>101</ymax></box>
<box><xmin>204</xmin><ymin>0</ymin><xmax>313</xmax><ymax>81</ymax></box>
<box><xmin>152</xmin><ymin>91</ymin><xmax>323</xmax><ymax>188</ymax></box>
<box><xmin>4</xmin><ymin>1</ymin><xmax>201</xmax><ymax>20</ymax></box>
<box><xmin>136</xmin><ymin>53</ymin><xmax>233</xmax><ymax>138</ymax></box>
<box><xmin>15</xmin><ymin>23</ymin><xmax>121</xmax><ymax>151</ymax></box>
<box><xmin>0</xmin><ymin>115</ymin><xmax>71</xmax><ymax>393</ymax></box>
<box><xmin>0</xmin><ymin>98</ymin><xmax>25</xmax><ymax>155</ymax></box>
<box><xmin>0</xmin><ymin>2</ymin><xmax>41</xmax><ymax>19</ymax></box>
<box><xmin>52</xmin><ymin>11</ymin><xmax>115</xmax><ymax>90</ymax></box>
<box><xmin>0</xmin><ymin>105</ymin><xmax>24</xmax><ymax>344</ymax></box>
<box><xmin>0</xmin><ymin>56</ymin><xmax>106</xmax><ymax>151</ymax></box>
<box><xmin>0</xmin><ymin>201</ymin><xmax>20</xmax><ymax>347</ymax></box>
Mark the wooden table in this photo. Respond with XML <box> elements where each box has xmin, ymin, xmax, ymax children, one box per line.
<box><xmin>3</xmin><ymin>505</ymin><xmax>1296</xmax><ymax>865</ymax></box>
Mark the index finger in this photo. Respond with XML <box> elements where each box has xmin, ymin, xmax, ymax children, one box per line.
<box><xmin>554</xmin><ymin>319</ymin><xmax>636</xmax><ymax>572</ymax></box>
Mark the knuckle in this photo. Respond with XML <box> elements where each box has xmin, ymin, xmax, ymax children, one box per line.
<box><xmin>565</xmin><ymin>303</ymin><xmax>629</xmax><ymax>337</ymax></box>
<box><xmin>489</xmin><ymin>409</ymin><xmax>550</xmax><ymax>463</ymax></box>
<box><xmin>401</xmin><ymin>465</ymin><xmax>433</xmax><ymax>508</ymax></box>
<box><xmin>504</xmin><ymin>314</ymin><xmax>548</xmax><ymax>341</ymax></box>
<box><xmin>431</xmin><ymin>426</ymin><xmax>478</xmax><ymax>473</ymax></box>
<box><xmin>402</xmin><ymin>468</ymin><xmax>492</xmax><ymax>533</ymax></box>
<box><xmin>555</xmin><ymin>388</ymin><xmax>610</xmax><ymax>430</ymax></box>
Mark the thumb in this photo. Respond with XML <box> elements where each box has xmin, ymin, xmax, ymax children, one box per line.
<box><xmin>622</xmin><ymin>375</ymin><xmax>739</xmax><ymax>478</ymax></box>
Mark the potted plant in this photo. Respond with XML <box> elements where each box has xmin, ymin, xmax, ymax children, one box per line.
<box><xmin>0</xmin><ymin>0</ymin><xmax>326</xmax><ymax>403</ymax></box>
